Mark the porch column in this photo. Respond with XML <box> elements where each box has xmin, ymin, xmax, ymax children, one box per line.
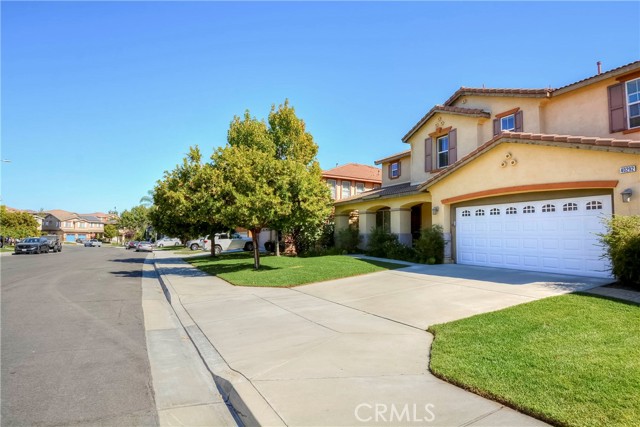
<box><xmin>334</xmin><ymin>213</ymin><xmax>350</xmax><ymax>234</ymax></box>
<box><xmin>358</xmin><ymin>211</ymin><xmax>376</xmax><ymax>249</ymax></box>
<box><xmin>391</xmin><ymin>208</ymin><xmax>412</xmax><ymax>246</ymax></box>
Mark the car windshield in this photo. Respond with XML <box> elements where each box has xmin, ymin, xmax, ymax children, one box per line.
<box><xmin>24</xmin><ymin>238</ymin><xmax>39</xmax><ymax>243</ymax></box>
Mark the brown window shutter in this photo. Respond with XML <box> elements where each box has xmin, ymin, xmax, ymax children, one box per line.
<box><xmin>448</xmin><ymin>129</ymin><xmax>457</xmax><ymax>164</ymax></box>
<box><xmin>608</xmin><ymin>83</ymin><xmax>627</xmax><ymax>133</ymax></box>
<box><xmin>388</xmin><ymin>163</ymin><xmax>392</xmax><ymax>178</ymax></box>
<box><xmin>425</xmin><ymin>138</ymin><xmax>433</xmax><ymax>172</ymax></box>
<box><xmin>514</xmin><ymin>111</ymin><xmax>523</xmax><ymax>132</ymax></box>
<box><xmin>493</xmin><ymin>119</ymin><xmax>500</xmax><ymax>136</ymax></box>
<box><xmin>398</xmin><ymin>161</ymin><xmax>401</xmax><ymax>177</ymax></box>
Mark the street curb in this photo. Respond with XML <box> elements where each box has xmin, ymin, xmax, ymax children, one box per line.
<box><xmin>151</xmin><ymin>253</ymin><xmax>286</xmax><ymax>427</ymax></box>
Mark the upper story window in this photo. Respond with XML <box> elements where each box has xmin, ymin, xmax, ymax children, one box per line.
<box><xmin>500</xmin><ymin>115</ymin><xmax>515</xmax><ymax>131</ymax></box>
<box><xmin>341</xmin><ymin>181</ymin><xmax>351</xmax><ymax>199</ymax></box>
<box><xmin>389</xmin><ymin>161</ymin><xmax>401</xmax><ymax>179</ymax></box>
<box><xmin>425</xmin><ymin>128</ymin><xmax>457</xmax><ymax>172</ymax></box>
<box><xmin>437</xmin><ymin>135</ymin><xmax>449</xmax><ymax>168</ymax></box>
<box><xmin>326</xmin><ymin>179</ymin><xmax>336</xmax><ymax>199</ymax></box>
<box><xmin>356</xmin><ymin>182</ymin><xmax>365</xmax><ymax>194</ymax></box>
<box><xmin>626</xmin><ymin>78</ymin><xmax>640</xmax><ymax>129</ymax></box>
<box><xmin>609</xmin><ymin>77</ymin><xmax>640</xmax><ymax>132</ymax></box>
<box><xmin>493</xmin><ymin>108</ymin><xmax>523</xmax><ymax>135</ymax></box>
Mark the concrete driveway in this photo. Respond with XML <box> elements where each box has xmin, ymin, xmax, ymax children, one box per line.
<box><xmin>153</xmin><ymin>252</ymin><xmax>609</xmax><ymax>426</ymax></box>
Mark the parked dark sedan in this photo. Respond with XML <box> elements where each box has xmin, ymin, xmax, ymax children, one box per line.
<box><xmin>14</xmin><ymin>237</ymin><xmax>49</xmax><ymax>254</ymax></box>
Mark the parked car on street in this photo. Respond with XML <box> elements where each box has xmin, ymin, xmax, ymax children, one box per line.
<box><xmin>186</xmin><ymin>237</ymin><xmax>204</xmax><ymax>251</ymax></box>
<box><xmin>125</xmin><ymin>241</ymin><xmax>138</xmax><ymax>250</ymax></box>
<box><xmin>136</xmin><ymin>241</ymin><xmax>153</xmax><ymax>252</ymax></box>
<box><xmin>84</xmin><ymin>239</ymin><xmax>102</xmax><ymax>247</ymax></box>
<box><xmin>43</xmin><ymin>235</ymin><xmax>62</xmax><ymax>253</ymax></box>
<box><xmin>203</xmin><ymin>233</ymin><xmax>254</xmax><ymax>255</ymax></box>
<box><xmin>155</xmin><ymin>237</ymin><xmax>182</xmax><ymax>247</ymax></box>
<box><xmin>14</xmin><ymin>237</ymin><xmax>50</xmax><ymax>254</ymax></box>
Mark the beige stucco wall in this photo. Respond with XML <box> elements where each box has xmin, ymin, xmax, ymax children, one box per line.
<box><xmin>380</xmin><ymin>156</ymin><xmax>411</xmax><ymax>186</ymax></box>
<box><xmin>427</xmin><ymin>142</ymin><xmax>640</xmax><ymax>234</ymax></box>
<box><xmin>544</xmin><ymin>78</ymin><xmax>640</xmax><ymax>140</ymax></box>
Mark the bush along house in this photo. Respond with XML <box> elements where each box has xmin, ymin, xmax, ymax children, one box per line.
<box><xmin>334</xmin><ymin>61</ymin><xmax>640</xmax><ymax>278</ymax></box>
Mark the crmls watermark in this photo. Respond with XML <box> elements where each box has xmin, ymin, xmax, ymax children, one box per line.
<box><xmin>354</xmin><ymin>403</ymin><xmax>436</xmax><ymax>423</ymax></box>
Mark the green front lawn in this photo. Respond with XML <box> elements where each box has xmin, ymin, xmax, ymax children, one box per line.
<box><xmin>1</xmin><ymin>246</ymin><xmax>14</xmax><ymax>252</ymax></box>
<box><xmin>428</xmin><ymin>293</ymin><xmax>640</xmax><ymax>427</ymax></box>
<box><xmin>186</xmin><ymin>252</ymin><xmax>404</xmax><ymax>287</ymax></box>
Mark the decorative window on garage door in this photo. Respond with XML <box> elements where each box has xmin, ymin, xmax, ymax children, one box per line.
<box><xmin>506</xmin><ymin>207</ymin><xmax>517</xmax><ymax>215</ymax></box>
<box><xmin>461</xmin><ymin>210</ymin><xmax>471</xmax><ymax>217</ymax></box>
<box><xmin>475</xmin><ymin>209</ymin><xmax>485</xmax><ymax>216</ymax></box>
<box><xmin>586</xmin><ymin>201</ymin><xmax>603</xmax><ymax>210</ymax></box>
<box><xmin>542</xmin><ymin>204</ymin><xmax>556</xmax><ymax>213</ymax></box>
<box><xmin>523</xmin><ymin>205</ymin><xmax>535</xmax><ymax>214</ymax></box>
<box><xmin>490</xmin><ymin>208</ymin><xmax>500</xmax><ymax>216</ymax></box>
<box><xmin>563</xmin><ymin>202</ymin><xmax>578</xmax><ymax>212</ymax></box>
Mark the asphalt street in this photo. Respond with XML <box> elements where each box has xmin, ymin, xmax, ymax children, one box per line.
<box><xmin>1</xmin><ymin>244</ymin><xmax>158</xmax><ymax>426</ymax></box>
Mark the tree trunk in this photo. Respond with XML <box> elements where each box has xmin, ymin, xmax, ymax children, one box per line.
<box><xmin>251</xmin><ymin>228</ymin><xmax>261</xmax><ymax>269</ymax></box>
<box><xmin>210</xmin><ymin>234</ymin><xmax>217</xmax><ymax>257</ymax></box>
<box><xmin>275</xmin><ymin>229</ymin><xmax>280</xmax><ymax>257</ymax></box>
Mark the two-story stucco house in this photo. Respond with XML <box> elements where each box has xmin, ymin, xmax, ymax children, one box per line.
<box><xmin>322</xmin><ymin>163</ymin><xmax>382</xmax><ymax>201</ymax></box>
<box><xmin>41</xmin><ymin>209</ymin><xmax>106</xmax><ymax>242</ymax></box>
<box><xmin>335</xmin><ymin>61</ymin><xmax>640</xmax><ymax>278</ymax></box>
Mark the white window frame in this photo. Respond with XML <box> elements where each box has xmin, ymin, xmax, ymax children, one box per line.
<box><xmin>390</xmin><ymin>162</ymin><xmax>400</xmax><ymax>178</ymax></box>
<box><xmin>626</xmin><ymin>77</ymin><xmax>640</xmax><ymax>129</ymax></box>
<box><xmin>355</xmin><ymin>182</ymin><xmax>365</xmax><ymax>194</ymax></box>
<box><xmin>341</xmin><ymin>181</ymin><xmax>351</xmax><ymax>199</ymax></box>
<box><xmin>326</xmin><ymin>179</ymin><xmax>336</xmax><ymax>199</ymax></box>
<box><xmin>500</xmin><ymin>114</ymin><xmax>515</xmax><ymax>131</ymax></box>
<box><xmin>436</xmin><ymin>135</ymin><xmax>449</xmax><ymax>168</ymax></box>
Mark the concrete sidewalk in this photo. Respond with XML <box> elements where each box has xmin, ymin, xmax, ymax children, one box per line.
<box><xmin>148</xmin><ymin>252</ymin><xmax>610</xmax><ymax>426</ymax></box>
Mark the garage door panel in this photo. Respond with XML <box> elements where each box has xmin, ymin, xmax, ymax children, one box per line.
<box><xmin>456</xmin><ymin>195</ymin><xmax>611</xmax><ymax>278</ymax></box>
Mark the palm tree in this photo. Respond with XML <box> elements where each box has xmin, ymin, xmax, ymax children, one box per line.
<box><xmin>140</xmin><ymin>190</ymin><xmax>154</xmax><ymax>207</ymax></box>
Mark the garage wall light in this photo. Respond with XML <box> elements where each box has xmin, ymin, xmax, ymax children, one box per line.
<box><xmin>621</xmin><ymin>188</ymin><xmax>632</xmax><ymax>203</ymax></box>
<box><xmin>432</xmin><ymin>206</ymin><xmax>439</xmax><ymax>215</ymax></box>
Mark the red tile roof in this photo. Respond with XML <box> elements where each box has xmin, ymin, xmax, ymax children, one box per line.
<box><xmin>335</xmin><ymin>182</ymin><xmax>420</xmax><ymax>205</ymax></box>
<box><xmin>401</xmin><ymin>105</ymin><xmax>491</xmax><ymax>142</ymax></box>
<box><xmin>322</xmin><ymin>163</ymin><xmax>382</xmax><ymax>183</ymax></box>
<box><xmin>374</xmin><ymin>149</ymin><xmax>411</xmax><ymax>165</ymax></box>
<box><xmin>419</xmin><ymin>131</ymin><xmax>640</xmax><ymax>190</ymax></box>
<box><xmin>45</xmin><ymin>209</ymin><xmax>78</xmax><ymax>221</ymax></box>
<box><xmin>443</xmin><ymin>88</ymin><xmax>551</xmax><ymax>108</ymax></box>
<box><xmin>554</xmin><ymin>60</ymin><xmax>640</xmax><ymax>94</ymax></box>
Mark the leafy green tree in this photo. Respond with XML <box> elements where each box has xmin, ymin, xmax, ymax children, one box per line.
<box><xmin>103</xmin><ymin>224</ymin><xmax>118</xmax><ymax>240</ymax></box>
<box><xmin>150</xmin><ymin>146</ymin><xmax>228</xmax><ymax>254</ymax></box>
<box><xmin>0</xmin><ymin>206</ymin><xmax>39</xmax><ymax>239</ymax></box>
<box><xmin>118</xmin><ymin>205</ymin><xmax>150</xmax><ymax>241</ymax></box>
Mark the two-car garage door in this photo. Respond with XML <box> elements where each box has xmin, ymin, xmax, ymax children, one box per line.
<box><xmin>456</xmin><ymin>195</ymin><xmax>612</xmax><ymax>278</ymax></box>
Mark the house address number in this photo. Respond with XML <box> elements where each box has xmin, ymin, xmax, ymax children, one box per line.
<box><xmin>619</xmin><ymin>165</ymin><xmax>637</xmax><ymax>174</ymax></box>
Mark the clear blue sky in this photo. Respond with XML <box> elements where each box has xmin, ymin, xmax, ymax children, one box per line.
<box><xmin>2</xmin><ymin>1</ymin><xmax>638</xmax><ymax>214</ymax></box>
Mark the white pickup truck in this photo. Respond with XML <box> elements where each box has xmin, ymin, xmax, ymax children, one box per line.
<box><xmin>203</xmin><ymin>233</ymin><xmax>254</xmax><ymax>255</ymax></box>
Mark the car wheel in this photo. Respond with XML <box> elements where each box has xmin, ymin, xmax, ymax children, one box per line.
<box><xmin>214</xmin><ymin>245</ymin><xmax>222</xmax><ymax>256</ymax></box>
<box><xmin>190</xmin><ymin>243</ymin><xmax>199</xmax><ymax>251</ymax></box>
<box><xmin>158</xmin><ymin>243</ymin><xmax>163</xmax><ymax>248</ymax></box>
<box><xmin>174</xmin><ymin>242</ymin><xmax>180</xmax><ymax>246</ymax></box>
<box><xmin>244</xmin><ymin>242</ymin><xmax>254</xmax><ymax>252</ymax></box>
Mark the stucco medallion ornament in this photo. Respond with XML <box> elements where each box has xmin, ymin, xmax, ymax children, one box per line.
<box><xmin>435</xmin><ymin>116</ymin><xmax>445</xmax><ymax>128</ymax></box>
<box><xmin>501</xmin><ymin>152</ymin><xmax>517</xmax><ymax>168</ymax></box>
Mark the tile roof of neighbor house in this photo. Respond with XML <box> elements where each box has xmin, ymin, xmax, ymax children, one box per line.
<box><xmin>418</xmin><ymin>131</ymin><xmax>640</xmax><ymax>191</ymax></box>
<box><xmin>322</xmin><ymin>163</ymin><xmax>382</xmax><ymax>183</ymax></box>
<box><xmin>401</xmin><ymin>106</ymin><xmax>492</xmax><ymax>142</ymax></box>
<box><xmin>335</xmin><ymin>182</ymin><xmax>421</xmax><ymax>205</ymax></box>
<box><xmin>45</xmin><ymin>209</ymin><xmax>78</xmax><ymax>221</ymax></box>
<box><xmin>374</xmin><ymin>150</ymin><xmax>411</xmax><ymax>165</ymax></box>
<box><xmin>81</xmin><ymin>212</ymin><xmax>110</xmax><ymax>217</ymax></box>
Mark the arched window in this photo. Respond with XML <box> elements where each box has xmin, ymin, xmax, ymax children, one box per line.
<box><xmin>523</xmin><ymin>205</ymin><xmax>535</xmax><ymax>214</ymax></box>
<box><xmin>586</xmin><ymin>201</ymin><xmax>603</xmax><ymax>210</ymax></box>
<box><xmin>475</xmin><ymin>209</ymin><xmax>485</xmax><ymax>217</ymax></box>
<box><xmin>542</xmin><ymin>204</ymin><xmax>556</xmax><ymax>213</ymax></box>
<box><xmin>461</xmin><ymin>210</ymin><xmax>471</xmax><ymax>217</ymax></box>
<box><xmin>563</xmin><ymin>203</ymin><xmax>578</xmax><ymax>212</ymax></box>
<box><xmin>490</xmin><ymin>208</ymin><xmax>500</xmax><ymax>216</ymax></box>
<box><xmin>506</xmin><ymin>207</ymin><xmax>517</xmax><ymax>215</ymax></box>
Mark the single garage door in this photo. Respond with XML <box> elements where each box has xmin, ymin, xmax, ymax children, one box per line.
<box><xmin>456</xmin><ymin>195</ymin><xmax>612</xmax><ymax>278</ymax></box>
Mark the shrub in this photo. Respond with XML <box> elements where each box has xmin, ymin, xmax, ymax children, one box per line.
<box><xmin>366</xmin><ymin>227</ymin><xmax>417</xmax><ymax>262</ymax></box>
<box><xmin>599</xmin><ymin>215</ymin><xmax>640</xmax><ymax>288</ymax></box>
<box><xmin>414</xmin><ymin>225</ymin><xmax>446</xmax><ymax>264</ymax></box>
<box><xmin>335</xmin><ymin>226</ymin><xmax>361</xmax><ymax>253</ymax></box>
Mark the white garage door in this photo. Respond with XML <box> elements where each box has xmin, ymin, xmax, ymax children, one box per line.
<box><xmin>456</xmin><ymin>195</ymin><xmax>612</xmax><ymax>278</ymax></box>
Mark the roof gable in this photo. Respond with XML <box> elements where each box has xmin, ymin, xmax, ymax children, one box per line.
<box><xmin>401</xmin><ymin>105</ymin><xmax>491</xmax><ymax>143</ymax></box>
<box><xmin>322</xmin><ymin>163</ymin><xmax>382</xmax><ymax>182</ymax></box>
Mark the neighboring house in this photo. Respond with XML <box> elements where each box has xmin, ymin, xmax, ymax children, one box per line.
<box><xmin>335</xmin><ymin>61</ymin><xmax>640</xmax><ymax>278</ymax></box>
<box><xmin>41</xmin><ymin>209</ymin><xmax>105</xmax><ymax>242</ymax></box>
<box><xmin>322</xmin><ymin>163</ymin><xmax>382</xmax><ymax>201</ymax></box>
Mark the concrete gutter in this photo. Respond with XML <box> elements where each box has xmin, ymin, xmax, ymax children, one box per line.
<box><xmin>151</xmin><ymin>254</ymin><xmax>286</xmax><ymax>427</ymax></box>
